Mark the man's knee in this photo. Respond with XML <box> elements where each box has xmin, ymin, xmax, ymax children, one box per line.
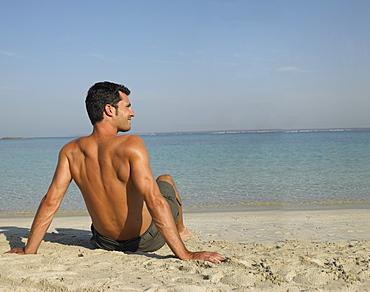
<box><xmin>156</xmin><ymin>174</ymin><xmax>173</xmax><ymax>184</ymax></box>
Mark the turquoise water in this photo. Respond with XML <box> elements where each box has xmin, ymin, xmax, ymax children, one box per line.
<box><xmin>1</xmin><ymin>130</ymin><xmax>370</xmax><ymax>213</ymax></box>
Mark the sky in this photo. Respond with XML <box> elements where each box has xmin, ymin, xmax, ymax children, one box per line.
<box><xmin>1</xmin><ymin>0</ymin><xmax>369</xmax><ymax>137</ymax></box>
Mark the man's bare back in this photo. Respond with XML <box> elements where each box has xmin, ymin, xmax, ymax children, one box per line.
<box><xmin>6</xmin><ymin>81</ymin><xmax>225</xmax><ymax>263</ymax></box>
<box><xmin>64</xmin><ymin>134</ymin><xmax>153</xmax><ymax>240</ymax></box>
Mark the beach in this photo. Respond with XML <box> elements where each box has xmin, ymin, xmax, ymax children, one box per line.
<box><xmin>1</xmin><ymin>208</ymin><xmax>370</xmax><ymax>291</ymax></box>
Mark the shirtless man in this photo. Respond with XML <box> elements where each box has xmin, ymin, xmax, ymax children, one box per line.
<box><xmin>6</xmin><ymin>81</ymin><xmax>225</xmax><ymax>264</ymax></box>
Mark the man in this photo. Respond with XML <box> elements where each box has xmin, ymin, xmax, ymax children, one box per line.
<box><xmin>7</xmin><ymin>81</ymin><xmax>225</xmax><ymax>263</ymax></box>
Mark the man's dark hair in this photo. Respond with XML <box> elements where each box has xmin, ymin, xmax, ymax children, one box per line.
<box><xmin>85</xmin><ymin>81</ymin><xmax>131</xmax><ymax>125</ymax></box>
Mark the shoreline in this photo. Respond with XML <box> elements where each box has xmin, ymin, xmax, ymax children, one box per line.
<box><xmin>1</xmin><ymin>209</ymin><xmax>370</xmax><ymax>291</ymax></box>
<box><xmin>2</xmin><ymin>200</ymin><xmax>370</xmax><ymax>218</ymax></box>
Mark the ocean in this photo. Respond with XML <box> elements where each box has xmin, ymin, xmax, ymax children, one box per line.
<box><xmin>1</xmin><ymin>130</ymin><xmax>370</xmax><ymax>215</ymax></box>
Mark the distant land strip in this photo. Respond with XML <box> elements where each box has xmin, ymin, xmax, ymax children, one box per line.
<box><xmin>2</xmin><ymin>137</ymin><xmax>34</xmax><ymax>139</ymax></box>
<box><xmin>138</xmin><ymin>128</ymin><xmax>370</xmax><ymax>136</ymax></box>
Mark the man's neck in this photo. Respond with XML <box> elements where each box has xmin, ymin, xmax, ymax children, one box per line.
<box><xmin>91</xmin><ymin>122</ymin><xmax>119</xmax><ymax>138</ymax></box>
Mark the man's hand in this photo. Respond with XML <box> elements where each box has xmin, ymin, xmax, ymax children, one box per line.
<box><xmin>5</xmin><ymin>247</ymin><xmax>27</xmax><ymax>255</ymax></box>
<box><xmin>187</xmin><ymin>251</ymin><xmax>226</xmax><ymax>264</ymax></box>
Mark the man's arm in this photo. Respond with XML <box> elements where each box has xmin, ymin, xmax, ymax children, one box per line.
<box><xmin>128</xmin><ymin>137</ymin><xmax>225</xmax><ymax>263</ymax></box>
<box><xmin>6</xmin><ymin>147</ymin><xmax>72</xmax><ymax>254</ymax></box>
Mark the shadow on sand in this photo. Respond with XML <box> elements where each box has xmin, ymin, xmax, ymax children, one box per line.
<box><xmin>0</xmin><ymin>226</ymin><xmax>174</xmax><ymax>260</ymax></box>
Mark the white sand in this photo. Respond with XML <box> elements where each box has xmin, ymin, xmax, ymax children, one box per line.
<box><xmin>1</xmin><ymin>209</ymin><xmax>370</xmax><ymax>291</ymax></box>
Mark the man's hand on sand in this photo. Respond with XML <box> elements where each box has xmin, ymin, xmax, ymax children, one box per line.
<box><xmin>187</xmin><ymin>251</ymin><xmax>226</xmax><ymax>264</ymax></box>
<box><xmin>5</xmin><ymin>247</ymin><xmax>26</xmax><ymax>255</ymax></box>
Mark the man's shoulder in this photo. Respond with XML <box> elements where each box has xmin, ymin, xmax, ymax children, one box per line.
<box><xmin>59</xmin><ymin>138</ymin><xmax>82</xmax><ymax>154</ymax></box>
<box><xmin>117</xmin><ymin>134</ymin><xmax>144</xmax><ymax>144</ymax></box>
<box><xmin>115</xmin><ymin>135</ymin><xmax>147</xmax><ymax>153</ymax></box>
<box><xmin>116</xmin><ymin>135</ymin><xmax>149</xmax><ymax>161</ymax></box>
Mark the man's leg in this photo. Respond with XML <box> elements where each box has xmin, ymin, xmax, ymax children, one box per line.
<box><xmin>156</xmin><ymin>174</ymin><xmax>194</xmax><ymax>239</ymax></box>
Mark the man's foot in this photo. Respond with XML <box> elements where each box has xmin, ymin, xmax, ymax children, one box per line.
<box><xmin>179</xmin><ymin>227</ymin><xmax>195</xmax><ymax>239</ymax></box>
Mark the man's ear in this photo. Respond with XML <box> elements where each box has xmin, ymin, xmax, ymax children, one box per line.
<box><xmin>104</xmin><ymin>104</ymin><xmax>115</xmax><ymax>117</ymax></box>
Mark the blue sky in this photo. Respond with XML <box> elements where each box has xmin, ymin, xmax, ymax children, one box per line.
<box><xmin>1</xmin><ymin>0</ymin><xmax>369</xmax><ymax>137</ymax></box>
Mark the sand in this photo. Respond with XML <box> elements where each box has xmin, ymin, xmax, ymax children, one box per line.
<box><xmin>1</xmin><ymin>208</ymin><xmax>370</xmax><ymax>291</ymax></box>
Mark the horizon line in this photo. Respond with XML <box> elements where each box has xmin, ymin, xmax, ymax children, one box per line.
<box><xmin>3</xmin><ymin>127</ymin><xmax>370</xmax><ymax>139</ymax></box>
